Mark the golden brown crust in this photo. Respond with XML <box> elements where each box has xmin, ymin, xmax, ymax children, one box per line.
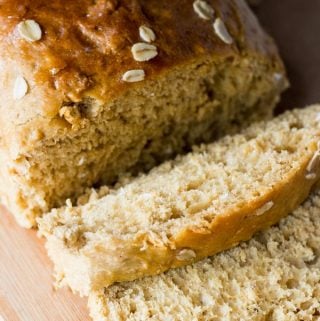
<box><xmin>0</xmin><ymin>0</ymin><xmax>284</xmax><ymax>152</ymax></box>
<box><xmin>173</xmin><ymin>157</ymin><xmax>317</xmax><ymax>257</ymax></box>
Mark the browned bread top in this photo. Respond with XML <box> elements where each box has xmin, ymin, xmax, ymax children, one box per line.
<box><xmin>0</xmin><ymin>0</ymin><xmax>283</xmax><ymax>151</ymax></box>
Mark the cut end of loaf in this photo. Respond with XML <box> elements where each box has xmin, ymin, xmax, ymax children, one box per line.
<box><xmin>89</xmin><ymin>189</ymin><xmax>320</xmax><ymax>321</ymax></box>
<box><xmin>6</xmin><ymin>50</ymin><xmax>286</xmax><ymax>228</ymax></box>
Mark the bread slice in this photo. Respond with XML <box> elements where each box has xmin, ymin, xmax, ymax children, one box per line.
<box><xmin>88</xmin><ymin>189</ymin><xmax>320</xmax><ymax>321</ymax></box>
<box><xmin>0</xmin><ymin>0</ymin><xmax>287</xmax><ymax>228</ymax></box>
<box><xmin>38</xmin><ymin>105</ymin><xmax>320</xmax><ymax>296</ymax></box>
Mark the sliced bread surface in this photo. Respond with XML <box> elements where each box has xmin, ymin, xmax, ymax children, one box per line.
<box><xmin>89</xmin><ymin>189</ymin><xmax>320</xmax><ymax>321</ymax></box>
<box><xmin>38</xmin><ymin>105</ymin><xmax>320</xmax><ymax>296</ymax></box>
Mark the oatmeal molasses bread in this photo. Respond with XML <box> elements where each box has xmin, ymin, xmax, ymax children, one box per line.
<box><xmin>0</xmin><ymin>0</ymin><xmax>287</xmax><ymax>227</ymax></box>
<box><xmin>38</xmin><ymin>106</ymin><xmax>320</xmax><ymax>296</ymax></box>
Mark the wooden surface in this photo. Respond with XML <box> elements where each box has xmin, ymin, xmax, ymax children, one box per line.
<box><xmin>0</xmin><ymin>208</ymin><xmax>90</xmax><ymax>321</ymax></box>
<box><xmin>0</xmin><ymin>1</ymin><xmax>320</xmax><ymax>320</ymax></box>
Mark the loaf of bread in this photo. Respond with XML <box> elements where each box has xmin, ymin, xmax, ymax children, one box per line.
<box><xmin>88</xmin><ymin>189</ymin><xmax>320</xmax><ymax>321</ymax></box>
<box><xmin>0</xmin><ymin>0</ymin><xmax>287</xmax><ymax>227</ymax></box>
<box><xmin>38</xmin><ymin>105</ymin><xmax>320</xmax><ymax>296</ymax></box>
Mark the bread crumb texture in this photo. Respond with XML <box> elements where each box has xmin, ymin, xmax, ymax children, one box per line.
<box><xmin>89</xmin><ymin>189</ymin><xmax>320</xmax><ymax>321</ymax></box>
<box><xmin>38</xmin><ymin>105</ymin><xmax>320</xmax><ymax>295</ymax></box>
<box><xmin>0</xmin><ymin>0</ymin><xmax>286</xmax><ymax>227</ymax></box>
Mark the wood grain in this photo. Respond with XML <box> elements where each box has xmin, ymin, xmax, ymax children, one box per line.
<box><xmin>0</xmin><ymin>1</ymin><xmax>319</xmax><ymax>320</ymax></box>
<box><xmin>0</xmin><ymin>207</ymin><xmax>90</xmax><ymax>321</ymax></box>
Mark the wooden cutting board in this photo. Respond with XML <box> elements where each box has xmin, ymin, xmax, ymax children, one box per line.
<box><xmin>0</xmin><ymin>1</ymin><xmax>319</xmax><ymax>320</ymax></box>
<box><xmin>0</xmin><ymin>208</ymin><xmax>90</xmax><ymax>321</ymax></box>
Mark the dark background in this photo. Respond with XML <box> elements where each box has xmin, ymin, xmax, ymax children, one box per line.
<box><xmin>253</xmin><ymin>0</ymin><xmax>320</xmax><ymax>112</ymax></box>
